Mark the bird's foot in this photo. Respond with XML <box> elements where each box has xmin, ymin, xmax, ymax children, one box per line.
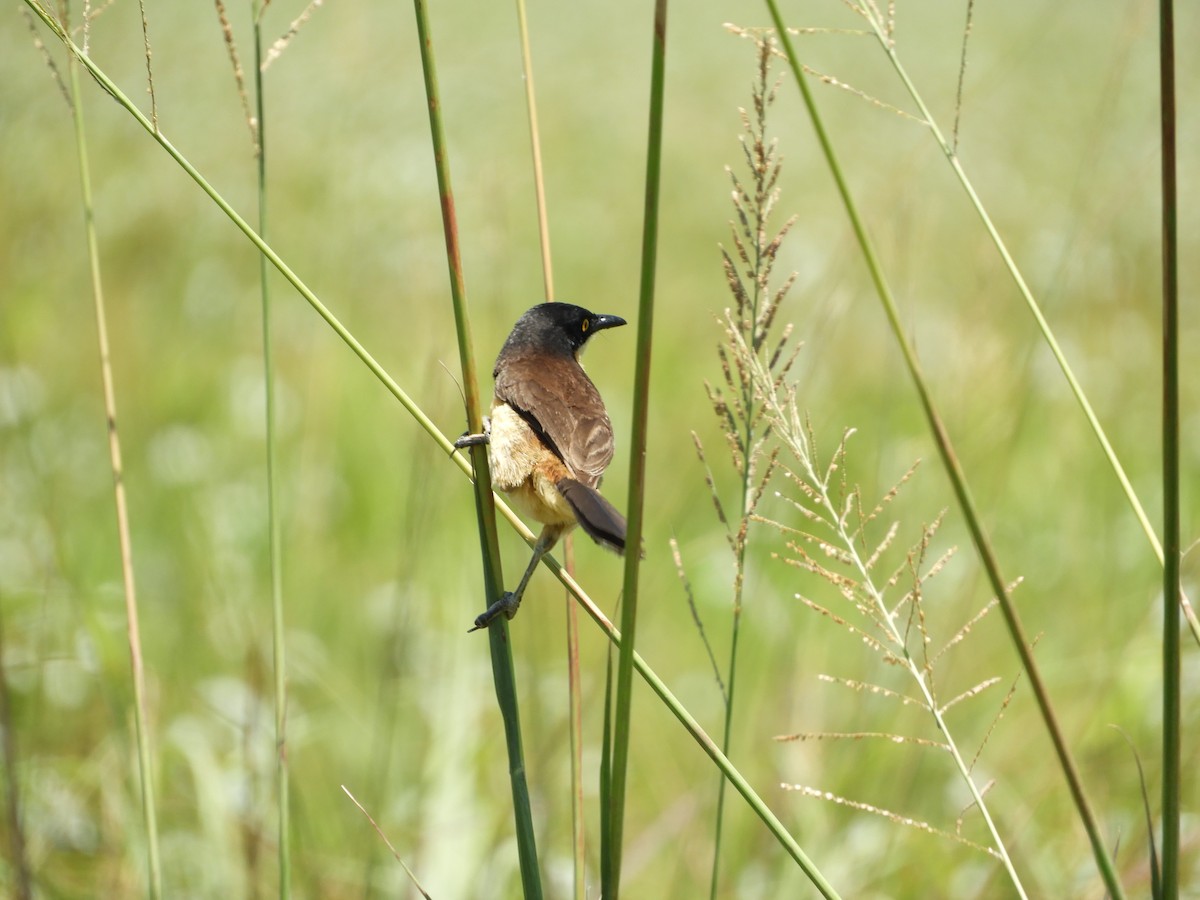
<box><xmin>467</xmin><ymin>591</ymin><xmax>520</xmax><ymax>633</ymax></box>
<box><xmin>453</xmin><ymin>417</ymin><xmax>491</xmax><ymax>449</ymax></box>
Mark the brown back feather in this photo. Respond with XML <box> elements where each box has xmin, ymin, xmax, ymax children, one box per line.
<box><xmin>495</xmin><ymin>354</ymin><xmax>615</xmax><ymax>488</ymax></box>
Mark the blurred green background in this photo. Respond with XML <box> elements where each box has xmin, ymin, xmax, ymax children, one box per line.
<box><xmin>2</xmin><ymin>0</ymin><xmax>1197</xmax><ymax>896</ymax></box>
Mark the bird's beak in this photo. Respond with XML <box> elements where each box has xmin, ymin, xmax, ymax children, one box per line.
<box><xmin>590</xmin><ymin>314</ymin><xmax>627</xmax><ymax>333</ymax></box>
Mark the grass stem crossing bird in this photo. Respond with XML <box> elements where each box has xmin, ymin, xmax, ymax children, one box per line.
<box><xmin>456</xmin><ymin>303</ymin><xmax>627</xmax><ymax>631</ymax></box>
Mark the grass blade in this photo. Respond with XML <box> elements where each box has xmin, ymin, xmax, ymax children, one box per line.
<box><xmin>249</xmin><ymin>5</ymin><xmax>291</xmax><ymax>896</ymax></box>
<box><xmin>513</xmin><ymin>0</ymin><xmax>554</xmax><ymax>302</ymax></box>
<box><xmin>67</xmin><ymin>47</ymin><xmax>162</xmax><ymax>900</ymax></box>
<box><xmin>1156</xmin><ymin>0</ymin><xmax>1180</xmax><ymax>892</ymax></box>
<box><xmin>411</xmin><ymin>1</ymin><xmax>543</xmax><ymax>895</ymax></box>
<box><xmin>604</xmin><ymin>0</ymin><xmax>667</xmax><ymax>894</ymax></box>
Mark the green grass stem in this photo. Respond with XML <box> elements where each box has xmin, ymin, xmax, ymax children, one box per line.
<box><xmin>564</xmin><ymin>539</ymin><xmax>586</xmax><ymax>900</ymax></box>
<box><xmin>25</xmin><ymin>17</ymin><xmax>835</xmax><ymax>892</ymax></box>
<box><xmin>853</xmin><ymin>7</ymin><xmax>1200</xmax><ymax>646</ymax></box>
<box><xmin>513</xmin><ymin>0</ymin><xmax>554</xmax><ymax>303</ymax></box>
<box><xmin>411</xmin><ymin>1</ymin><xmax>543</xmax><ymax>895</ymax></box>
<box><xmin>710</xmin><ymin>40</ymin><xmax>779</xmax><ymax>899</ymax></box>
<box><xmin>249</xmin><ymin>5</ymin><xmax>291</xmax><ymax>896</ymax></box>
<box><xmin>66</xmin><ymin>47</ymin><xmax>163</xmax><ymax>900</ymax></box>
<box><xmin>1157</xmin><ymin>0</ymin><xmax>1180</xmax><ymax>892</ymax></box>
<box><xmin>510</xmin><ymin>2</ymin><xmax>588</xmax><ymax>890</ymax></box>
<box><xmin>604</xmin><ymin>1</ymin><xmax>667</xmax><ymax>895</ymax></box>
<box><xmin>709</xmin><ymin>476</ymin><xmax>748</xmax><ymax>900</ymax></box>
<box><xmin>765</xmin><ymin>5</ymin><xmax>1125</xmax><ymax>897</ymax></box>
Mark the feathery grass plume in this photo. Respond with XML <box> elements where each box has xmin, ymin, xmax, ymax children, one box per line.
<box><xmin>136</xmin><ymin>0</ymin><xmax>157</xmax><ymax>130</ymax></box>
<box><xmin>951</xmin><ymin>0</ymin><xmax>978</xmax><ymax>152</ymax></box>
<box><xmin>764</xmin><ymin>8</ymin><xmax>1134</xmax><ymax>896</ymax></box>
<box><xmin>260</xmin><ymin>0</ymin><xmax>325</xmax><ymax>72</ymax></box>
<box><xmin>729</xmin><ymin>323</ymin><xmax>1029</xmax><ymax>896</ymax></box>
<box><xmin>21</xmin><ymin>7</ymin><xmax>71</xmax><ymax>108</ymax></box>
<box><xmin>727</xmin><ymin>24</ymin><xmax>923</xmax><ymax>123</ymax></box>
<box><xmin>690</xmin><ymin>31</ymin><xmax>797</xmax><ymax>899</ymax></box>
<box><xmin>779</xmin><ymin>784</ymin><xmax>1001</xmax><ymax>858</ymax></box>
<box><xmin>212</xmin><ymin>0</ymin><xmax>257</xmax><ymax>151</ymax></box>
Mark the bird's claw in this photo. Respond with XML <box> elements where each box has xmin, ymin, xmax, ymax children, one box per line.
<box><xmin>453</xmin><ymin>416</ymin><xmax>491</xmax><ymax>449</ymax></box>
<box><xmin>467</xmin><ymin>591</ymin><xmax>520</xmax><ymax>633</ymax></box>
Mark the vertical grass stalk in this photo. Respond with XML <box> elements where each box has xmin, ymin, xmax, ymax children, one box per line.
<box><xmin>511</xmin><ymin>3</ymin><xmax>587</xmax><ymax>890</ymax></box>
<box><xmin>513</xmin><ymin>0</ymin><xmax>554</xmax><ymax>303</ymax></box>
<box><xmin>1157</xmin><ymin>0</ymin><xmax>1180</xmax><ymax>892</ymax></box>
<box><xmin>564</xmin><ymin>538</ymin><xmax>586</xmax><ymax>900</ymax></box>
<box><xmin>249</xmin><ymin>5</ymin><xmax>291</xmax><ymax>896</ymax></box>
<box><xmin>603</xmin><ymin>1</ymin><xmax>667</xmax><ymax>895</ymax></box>
<box><xmin>708</xmin><ymin>39</ymin><xmax>791</xmax><ymax>897</ymax></box>
<box><xmin>764</xmin><ymin>5</ymin><xmax>1125</xmax><ymax>897</ymax></box>
<box><xmin>411</xmin><ymin>2</ymin><xmax>543</xmax><ymax>895</ymax></box>
<box><xmin>67</xmin><ymin>49</ymin><xmax>163</xmax><ymax>900</ymax></box>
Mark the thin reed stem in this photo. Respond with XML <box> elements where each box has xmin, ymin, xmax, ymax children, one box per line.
<box><xmin>510</xmin><ymin>4</ymin><xmax>586</xmax><ymax>889</ymax></box>
<box><xmin>249</xmin><ymin>5</ymin><xmax>290</xmax><ymax>896</ymax></box>
<box><xmin>411</xmin><ymin>1</ymin><xmax>543</xmax><ymax>895</ymax></box>
<box><xmin>1157</xmin><ymin>0</ymin><xmax>1180</xmax><ymax>892</ymax></box>
<box><xmin>67</xmin><ymin>48</ymin><xmax>162</xmax><ymax>900</ymax></box>
<box><xmin>136</xmin><ymin>0</ymin><xmax>156</xmax><ymax>130</ymax></box>
<box><xmin>604</xmin><ymin>1</ymin><xmax>667</xmax><ymax>895</ymax></box>
<box><xmin>513</xmin><ymin>0</ymin><xmax>553</xmax><ymax>302</ymax></box>
<box><xmin>564</xmin><ymin>540</ymin><xmax>586</xmax><ymax>899</ymax></box>
<box><xmin>764</xmin><ymin>6</ymin><xmax>1126</xmax><ymax>897</ymax></box>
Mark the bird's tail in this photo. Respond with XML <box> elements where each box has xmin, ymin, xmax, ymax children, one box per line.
<box><xmin>556</xmin><ymin>478</ymin><xmax>626</xmax><ymax>554</ymax></box>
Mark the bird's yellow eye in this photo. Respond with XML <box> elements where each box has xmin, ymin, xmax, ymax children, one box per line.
<box><xmin>581</xmin><ymin>319</ymin><xmax>590</xmax><ymax>332</ymax></box>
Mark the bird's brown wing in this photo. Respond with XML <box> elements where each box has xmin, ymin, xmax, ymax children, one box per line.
<box><xmin>495</xmin><ymin>354</ymin><xmax>614</xmax><ymax>488</ymax></box>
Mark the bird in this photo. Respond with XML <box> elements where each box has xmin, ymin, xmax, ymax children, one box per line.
<box><xmin>455</xmin><ymin>302</ymin><xmax>628</xmax><ymax>631</ymax></box>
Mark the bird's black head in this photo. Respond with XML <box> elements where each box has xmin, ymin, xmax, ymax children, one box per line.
<box><xmin>500</xmin><ymin>302</ymin><xmax>627</xmax><ymax>360</ymax></box>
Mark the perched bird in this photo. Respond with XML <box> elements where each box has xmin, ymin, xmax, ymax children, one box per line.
<box><xmin>456</xmin><ymin>302</ymin><xmax>627</xmax><ymax>630</ymax></box>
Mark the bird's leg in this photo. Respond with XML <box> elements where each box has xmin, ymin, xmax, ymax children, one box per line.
<box><xmin>469</xmin><ymin>526</ymin><xmax>558</xmax><ymax>632</ymax></box>
<box><xmin>453</xmin><ymin>416</ymin><xmax>491</xmax><ymax>449</ymax></box>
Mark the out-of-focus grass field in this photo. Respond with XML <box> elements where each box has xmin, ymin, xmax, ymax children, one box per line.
<box><xmin>2</xmin><ymin>1</ymin><xmax>1197</xmax><ymax>897</ymax></box>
